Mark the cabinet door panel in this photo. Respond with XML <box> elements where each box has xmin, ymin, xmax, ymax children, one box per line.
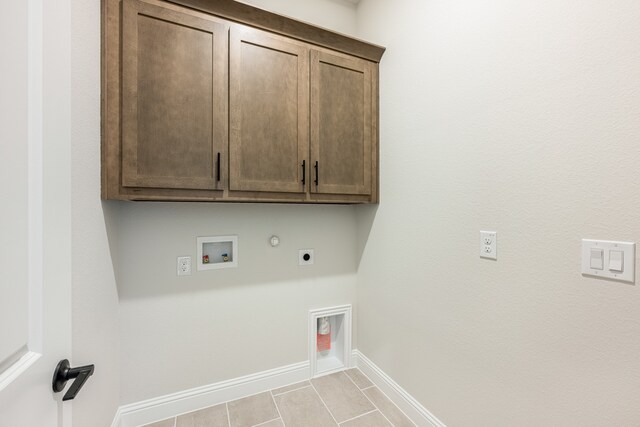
<box><xmin>310</xmin><ymin>51</ymin><xmax>372</xmax><ymax>196</ymax></box>
<box><xmin>230</xmin><ymin>27</ymin><xmax>309</xmax><ymax>193</ymax></box>
<box><xmin>122</xmin><ymin>0</ymin><xmax>228</xmax><ymax>190</ymax></box>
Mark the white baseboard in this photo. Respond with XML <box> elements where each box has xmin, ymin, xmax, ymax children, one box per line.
<box><xmin>112</xmin><ymin>351</ymin><xmax>446</xmax><ymax>427</ymax></box>
<box><xmin>112</xmin><ymin>360</ymin><xmax>309</xmax><ymax>427</ymax></box>
<box><xmin>352</xmin><ymin>350</ymin><xmax>447</xmax><ymax>427</ymax></box>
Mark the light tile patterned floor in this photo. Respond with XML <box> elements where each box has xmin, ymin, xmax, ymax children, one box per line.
<box><xmin>143</xmin><ymin>369</ymin><xmax>415</xmax><ymax>427</ymax></box>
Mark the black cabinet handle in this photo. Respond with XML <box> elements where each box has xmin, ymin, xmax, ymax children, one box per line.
<box><xmin>301</xmin><ymin>160</ymin><xmax>306</xmax><ymax>187</ymax></box>
<box><xmin>314</xmin><ymin>161</ymin><xmax>319</xmax><ymax>186</ymax></box>
<box><xmin>216</xmin><ymin>152</ymin><xmax>221</xmax><ymax>182</ymax></box>
<box><xmin>52</xmin><ymin>359</ymin><xmax>95</xmax><ymax>401</ymax></box>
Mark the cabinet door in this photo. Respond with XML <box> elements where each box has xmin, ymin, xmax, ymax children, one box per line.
<box><xmin>122</xmin><ymin>0</ymin><xmax>228</xmax><ymax>190</ymax></box>
<box><xmin>229</xmin><ymin>27</ymin><xmax>309</xmax><ymax>193</ymax></box>
<box><xmin>310</xmin><ymin>50</ymin><xmax>373</xmax><ymax>196</ymax></box>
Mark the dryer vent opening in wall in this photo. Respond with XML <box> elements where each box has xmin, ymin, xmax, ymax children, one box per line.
<box><xmin>309</xmin><ymin>305</ymin><xmax>352</xmax><ymax>377</ymax></box>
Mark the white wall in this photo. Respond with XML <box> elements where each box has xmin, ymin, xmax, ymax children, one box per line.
<box><xmin>355</xmin><ymin>0</ymin><xmax>640</xmax><ymax>426</ymax></box>
<box><xmin>71</xmin><ymin>0</ymin><xmax>120</xmax><ymax>425</ymax></box>
<box><xmin>240</xmin><ymin>0</ymin><xmax>357</xmax><ymax>36</ymax></box>
<box><xmin>115</xmin><ymin>0</ymin><xmax>359</xmax><ymax>405</ymax></box>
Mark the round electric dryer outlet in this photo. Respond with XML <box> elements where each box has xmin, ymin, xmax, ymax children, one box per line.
<box><xmin>298</xmin><ymin>249</ymin><xmax>314</xmax><ymax>266</ymax></box>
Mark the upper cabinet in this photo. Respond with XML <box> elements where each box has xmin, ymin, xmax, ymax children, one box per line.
<box><xmin>121</xmin><ymin>0</ymin><xmax>228</xmax><ymax>192</ymax></box>
<box><xmin>229</xmin><ymin>27</ymin><xmax>309</xmax><ymax>195</ymax></box>
<box><xmin>310</xmin><ymin>51</ymin><xmax>374</xmax><ymax>198</ymax></box>
<box><xmin>103</xmin><ymin>0</ymin><xmax>385</xmax><ymax>203</ymax></box>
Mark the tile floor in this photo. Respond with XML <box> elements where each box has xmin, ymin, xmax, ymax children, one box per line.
<box><xmin>143</xmin><ymin>369</ymin><xmax>415</xmax><ymax>427</ymax></box>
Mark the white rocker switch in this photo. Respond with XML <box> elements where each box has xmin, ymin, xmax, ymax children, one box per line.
<box><xmin>609</xmin><ymin>250</ymin><xmax>623</xmax><ymax>272</ymax></box>
<box><xmin>590</xmin><ymin>249</ymin><xmax>604</xmax><ymax>270</ymax></box>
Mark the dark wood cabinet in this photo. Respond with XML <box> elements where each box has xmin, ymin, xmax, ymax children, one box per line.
<box><xmin>121</xmin><ymin>0</ymin><xmax>228</xmax><ymax>191</ymax></box>
<box><xmin>103</xmin><ymin>0</ymin><xmax>384</xmax><ymax>203</ymax></box>
<box><xmin>310</xmin><ymin>50</ymin><xmax>374</xmax><ymax>197</ymax></box>
<box><xmin>229</xmin><ymin>27</ymin><xmax>309</xmax><ymax>195</ymax></box>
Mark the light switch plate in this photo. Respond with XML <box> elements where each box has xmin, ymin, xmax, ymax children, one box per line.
<box><xmin>480</xmin><ymin>231</ymin><xmax>497</xmax><ymax>260</ymax></box>
<box><xmin>581</xmin><ymin>239</ymin><xmax>635</xmax><ymax>283</ymax></box>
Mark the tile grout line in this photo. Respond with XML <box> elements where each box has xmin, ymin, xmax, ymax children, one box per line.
<box><xmin>337</xmin><ymin>409</ymin><xmax>378</xmax><ymax>425</ymax></box>
<box><xmin>342</xmin><ymin>370</ymin><xmax>396</xmax><ymax>427</ymax></box>
<box><xmin>347</xmin><ymin>368</ymin><xmax>375</xmax><ymax>391</ymax></box>
<box><xmin>251</xmin><ymin>416</ymin><xmax>282</xmax><ymax>427</ymax></box>
<box><xmin>226</xmin><ymin>389</ymin><xmax>285</xmax><ymax>405</ymax></box>
<box><xmin>225</xmin><ymin>402</ymin><xmax>231</xmax><ymax>427</ymax></box>
<box><xmin>353</xmin><ymin>370</ymin><xmax>418</xmax><ymax>427</ymax></box>
<box><xmin>173</xmin><ymin>415</ymin><xmax>177</xmax><ymax>427</ymax></box>
<box><xmin>344</xmin><ymin>369</ymin><xmax>370</xmax><ymax>390</ymax></box>
<box><xmin>269</xmin><ymin>389</ymin><xmax>286</xmax><ymax>427</ymax></box>
<box><xmin>271</xmin><ymin>384</ymin><xmax>312</xmax><ymax>397</ymax></box>
<box><xmin>363</xmin><ymin>387</ymin><xmax>418</xmax><ymax>427</ymax></box>
<box><xmin>348</xmin><ymin>368</ymin><xmax>417</xmax><ymax>425</ymax></box>
<box><xmin>309</xmin><ymin>380</ymin><xmax>340</xmax><ymax>426</ymax></box>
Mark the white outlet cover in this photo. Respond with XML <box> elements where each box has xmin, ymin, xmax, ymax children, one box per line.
<box><xmin>480</xmin><ymin>231</ymin><xmax>497</xmax><ymax>260</ymax></box>
<box><xmin>299</xmin><ymin>249</ymin><xmax>314</xmax><ymax>266</ymax></box>
<box><xmin>177</xmin><ymin>256</ymin><xmax>192</xmax><ymax>276</ymax></box>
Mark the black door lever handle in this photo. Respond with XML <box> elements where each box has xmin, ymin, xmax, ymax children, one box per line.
<box><xmin>52</xmin><ymin>359</ymin><xmax>95</xmax><ymax>401</ymax></box>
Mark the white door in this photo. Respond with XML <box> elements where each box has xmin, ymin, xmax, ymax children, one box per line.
<box><xmin>0</xmin><ymin>0</ymin><xmax>74</xmax><ymax>426</ymax></box>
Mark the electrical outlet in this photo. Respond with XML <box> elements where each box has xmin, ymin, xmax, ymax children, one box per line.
<box><xmin>299</xmin><ymin>249</ymin><xmax>314</xmax><ymax>266</ymax></box>
<box><xmin>177</xmin><ymin>256</ymin><xmax>192</xmax><ymax>276</ymax></box>
<box><xmin>480</xmin><ymin>231</ymin><xmax>497</xmax><ymax>260</ymax></box>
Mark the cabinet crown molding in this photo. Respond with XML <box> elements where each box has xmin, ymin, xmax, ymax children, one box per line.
<box><xmin>166</xmin><ymin>0</ymin><xmax>386</xmax><ymax>62</ymax></box>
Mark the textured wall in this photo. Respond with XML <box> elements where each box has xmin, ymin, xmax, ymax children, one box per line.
<box><xmin>355</xmin><ymin>0</ymin><xmax>640</xmax><ymax>426</ymax></box>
